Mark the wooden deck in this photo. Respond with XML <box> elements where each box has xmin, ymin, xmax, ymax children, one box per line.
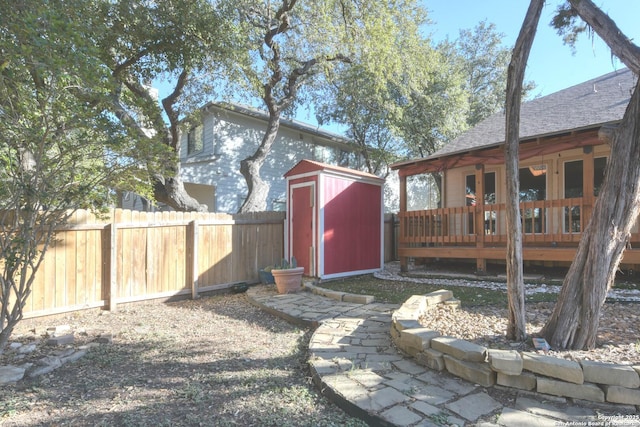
<box><xmin>398</xmin><ymin>197</ymin><xmax>640</xmax><ymax>272</ymax></box>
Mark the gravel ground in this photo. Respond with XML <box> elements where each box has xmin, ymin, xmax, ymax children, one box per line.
<box><xmin>0</xmin><ymin>293</ymin><xmax>367</xmax><ymax>427</ymax></box>
<box><xmin>420</xmin><ymin>302</ymin><xmax>640</xmax><ymax>365</ymax></box>
<box><xmin>381</xmin><ymin>262</ymin><xmax>640</xmax><ymax>365</ymax></box>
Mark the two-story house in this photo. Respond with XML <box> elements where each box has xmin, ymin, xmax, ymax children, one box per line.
<box><xmin>178</xmin><ymin>102</ymin><xmax>361</xmax><ymax>213</ymax></box>
<box><xmin>122</xmin><ymin>102</ymin><xmax>363</xmax><ymax>212</ymax></box>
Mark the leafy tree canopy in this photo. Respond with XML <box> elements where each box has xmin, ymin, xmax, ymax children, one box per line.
<box><xmin>0</xmin><ymin>0</ymin><xmax>248</xmax><ymax>349</ymax></box>
<box><xmin>314</xmin><ymin>16</ymin><xmax>525</xmax><ymax>176</ymax></box>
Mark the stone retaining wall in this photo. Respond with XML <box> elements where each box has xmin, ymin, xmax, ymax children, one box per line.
<box><xmin>390</xmin><ymin>290</ymin><xmax>640</xmax><ymax>408</ymax></box>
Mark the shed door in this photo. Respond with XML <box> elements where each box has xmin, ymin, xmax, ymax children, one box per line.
<box><xmin>291</xmin><ymin>183</ymin><xmax>314</xmax><ymax>275</ymax></box>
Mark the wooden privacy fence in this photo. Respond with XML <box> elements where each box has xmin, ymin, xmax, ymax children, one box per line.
<box><xmin>10</xmin><ymin>209</ymin><xmax>399</xmax><ymax>319</ymax></box>
<box><xmin>18</xmin><ymin>209</ymin><xmax>285</xmax><ymax>318</ymax></box>
<box><xmin>384</xmin><ymin>213</ymin><xmax>399</xmax><ymax>262</ymax></box>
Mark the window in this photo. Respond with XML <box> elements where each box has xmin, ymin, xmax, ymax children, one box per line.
<box><xmin>520</xmin><ymin>166</ymin><xmax>546</xmax><ymax>233</ymax></box>
<box><xmin>465</xmin><ymin>172</ymin><xmax>496</xmax><ymax>206</ymax></box>
<box><xmin>465</xmin><ymin>175</ymin><xmax>476</xmax><ymax>206</ymax></box>
<box><xmin>564</xmin><ymin>160</ymin><xmax>582</xmax><ymax>232</ymax></box>
<box><xmin>187</xmin><ymin>124</ymin><xmax>204</xmax><ymax>155</ymax></box>
<box><xmin>407</xmin><ymin>174</ymin><xmax>440</xmax><ymax>211</ymax></box>
<box><xmin>594</xmin><ymin>157</ymin><xmax>607</xmax><ymax>196</ymax></box>
<box><xmin>519</xmin><ymin>166</ymin><xmax>546</xmax><ymax>202</ymax></box>
<box><xmin>561</xmin><ymin>157</ymin><xmax>607</xmax><ymax>232</ymax></box>
<box><xmin>465</xmin><ymin>172</ymin><xmax>496</xmax><ymax>234</ymax></box>
<box><xmin>564</xmin><ymin>160</ymin><xmax>583</xmax><ymax>198</ymax></box>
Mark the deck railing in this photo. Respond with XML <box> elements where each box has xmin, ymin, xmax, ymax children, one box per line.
<box><xmin>398</xmin><ymin>197</ymin><xmax>629</xmax><ymax>246</ymax></box>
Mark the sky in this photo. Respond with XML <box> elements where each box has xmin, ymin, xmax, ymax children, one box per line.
<box><xmin>424</xmin><ymin>0</ymin><xmax>640</xmax><ymax>97</ymax></box>
<box><xmin>155</xmin><ymin>2</ymin><xmax>640</xmax><ymax>131</ymax></box>
<box><xmin>296</xmin><ymin>1</ymin><xmax>640</xmax><ymax>133</ymax></box>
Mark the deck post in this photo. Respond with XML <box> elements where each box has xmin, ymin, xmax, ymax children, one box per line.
<box><xmin>475</xmin><ymin>164</ymin><xmax>487</xmax><ymax>273</ymax></box>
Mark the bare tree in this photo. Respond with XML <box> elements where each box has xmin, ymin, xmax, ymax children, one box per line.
<box><xmin>236</xmin><ymin>0</ymin><xmax>428</xmax><ymax>212</ymax></box>
<box><xmin>541</xmin><ymin>0</ymin><xmax>640</xmax><ymax>349</ymax></box>
<box><xmin>504</xmin><ymin>0</ymin><xmax>545</xmax><ymax>341</ymax></box>
<box><xmin>237</xmin><ymin>0</ymin><xmax>350</xmax><ymax>212</ymax></box>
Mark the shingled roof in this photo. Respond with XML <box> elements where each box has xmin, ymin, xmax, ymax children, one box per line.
<box><xmin>202</xmin><ymin>102</ymin><xmax>352</xmax><ymax>149</ymax></box>
<box><xmin>394</xmin><ymin>68</ymin><xmax>636</xmax><ymax>169</ymax></box>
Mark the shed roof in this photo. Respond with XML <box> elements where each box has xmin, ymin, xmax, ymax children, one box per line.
<box><xmin>392</xmin><ymin>68</ymin><xmax>636</xmax><ymax>170</ymax></box>
<box><xmin>284</xmin><ymin>159</ymin><xmax>383</xmax><ymax>183</ymax></box>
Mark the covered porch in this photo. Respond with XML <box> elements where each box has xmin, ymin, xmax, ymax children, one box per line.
<box><xmin>391</xmin><ymin>69</ymin><xmax>640</xmax><ymax>274</ymax></box>
<box><xmin>393</xmin><ymin>128</ymin><xmax>640</xmax><ymax>273</ymax></box>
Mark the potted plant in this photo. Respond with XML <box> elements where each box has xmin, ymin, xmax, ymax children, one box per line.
<box><xmin>271</xmin><ymin>257</ymin><xmax>304</xmax><ymax>294</ymax></box>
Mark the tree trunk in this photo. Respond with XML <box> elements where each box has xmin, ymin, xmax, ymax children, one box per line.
<box><xmin>540</xmin><ymin>0</ymin><xmax>640</xmax><ymax>350</ymax></box>
<box><xmin>504</xmin><ymin>0</ymin><xmax>544</xmax><ymax>341</ymax></box>
<box><xmin>239</xmin><ymin>112</ymin><xmax>282</xmax><ymax>213</ymax></box>
<box><xmin>153</xmin><ymin>73</ymin><xmax>206</xmax><ymax>213</ymax></box>
<box><xmin>542</xmin><ymin>77</ymin><xmax>640</xmax><ymax>349</ymax></box>
<box><xmin>153</xmin><ymin>174</ymin><xmax>207</xmax><ymax>212</ymax></box>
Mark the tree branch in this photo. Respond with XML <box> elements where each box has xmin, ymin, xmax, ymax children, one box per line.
<box><xmin>112</xmin><ymin>47</ymin><xmax>151</xmax><ymax>77</ymax></box>
<box><xmin>108</xmin><ymin>85</ymin><xmax>150</xmax><ymax>141</ymax></box>
<box><xmin>162</xmin><ymin>70</ymin><xmax>189</xmax><ymax>151</ymax></box>
<box><xmin>282</xmin><ymin>54</ymin><xmax>351</xmax><ymax>109</ymax></box>
<box><xmin>568</xmin><ymin>0</ymin><xmax>640</xmax><ymax>73</ymax></box>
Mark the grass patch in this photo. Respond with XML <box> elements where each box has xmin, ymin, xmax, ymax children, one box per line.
<box><xmin>320</xmin><ymin>275</ymin><xmax>558</xmax><ymax>306</ymax></box>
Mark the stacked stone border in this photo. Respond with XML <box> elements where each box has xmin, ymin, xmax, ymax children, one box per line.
<box><xmin>303</xmin><ymin>282</ymin><xmax>376</xmax><ymax>304</ymax></box>
<box><xmin>391</xmin><ymin>289</ymin><xmax>640</xmax><ymax>408</ymax></box>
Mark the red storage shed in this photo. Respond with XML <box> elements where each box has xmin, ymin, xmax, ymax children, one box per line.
<box><xmin>284</xmin><ymin>160</ymin><xmax>384</xmax><ymax>279</ymax></box>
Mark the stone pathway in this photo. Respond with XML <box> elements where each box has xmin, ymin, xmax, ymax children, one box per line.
<box><xmin>0</xmin><ymin>327</ymin><xmax>112</xmax><ymax>385</ymax></box>
<box><xmin>247</xmin><ymin>284</ymin><xmax>640</xmax><ymax>427</ymax></box>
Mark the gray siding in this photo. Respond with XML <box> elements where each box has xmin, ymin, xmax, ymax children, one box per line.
<box><xmin>179</xmin><ymin>105</ymin><xmax>358</xmax><ymax>213</ymax></box>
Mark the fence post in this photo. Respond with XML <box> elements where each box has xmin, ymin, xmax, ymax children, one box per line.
<box><xmin>187</xmin><ymin>220</ymin><xmax>199</xmax><ymax>299</ymax></box>
<box><xmin>392</xmin><ymin>213</ymin><xmax>397</xmax><ymax>261</ymax></box>
<box><xmin>104</xmin><ymin>223</ymin><xmax>118</xmax><ymax>312</ymax></box>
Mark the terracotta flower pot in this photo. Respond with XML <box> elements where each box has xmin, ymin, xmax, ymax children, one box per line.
<box><xmin>271</xmin><ymin>267</ymin><xmax>304</xmax><ymax>294</ymax></box>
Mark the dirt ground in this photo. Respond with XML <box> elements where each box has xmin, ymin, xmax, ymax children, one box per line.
<box><xmin>0</xmin><ymin>293</ymin><xmax>367</xmax><ymax>427</ymax></box>
<box><xmin>2</xmin><ymin>267</ymin><xmax>639</xmax><ymax>426</ymax></box>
